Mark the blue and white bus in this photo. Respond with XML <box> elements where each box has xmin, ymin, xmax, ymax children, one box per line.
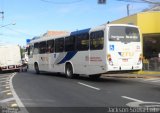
<box><xmin>27</xmin><ymin>24</ymin><xmax>142</xmax><ymax>78</ymax></box>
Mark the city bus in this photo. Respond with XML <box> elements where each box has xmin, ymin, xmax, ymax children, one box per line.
<box><xmin>27</xmin><ymin>24</ymin><xmax>142</xmax><ymax>78</ymax></box>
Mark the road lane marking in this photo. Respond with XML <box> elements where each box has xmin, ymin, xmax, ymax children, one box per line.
<box><xmin>0</xmin><ymin>75</ymin><xmax>10</xmax><ymax>78</ymax></box>
<box><xmin>121</xmin><ymin>96</ymin><xmax>143</xmax><ymax>102</ymax></box>
<box><xmin>0</xmin><ymin>84</ymin><xmax>9</xmax><ymax>88</ymax></box>
<box><xmin>78</xmin><ymin>82</ymin><xmax>100</xmax><ymax>90</ymax></box>
<box><xmin>6</xmin><ymin>92</ymin><xmax>12</xmax><ymax>95</ymax></box>
<box><xmin>122</xmin><ymin>96</ymin><xmax>160</xmax><ymax>108</ymax></box>
<box><xmin>0</xmin><ymin>80</ymin><xmax>9</xmax><ymax>83</ymax></box>
<box><xmin>0</xmin><ymin>97</ymin><xmax>14</xmax><ymax>103</ymax></box>
<box><xmin>6</xmin><ymin>82</ymin><xmax>9</xmax><ymax>84</ymax></box>
<box><xmin>143</xmin><ymin>78</ymin><xmax>159</xmax><ymax>81</ymax></box>
<box><xmin>0</xmin><ymin>90</ymin><xmax>11</xmax><ymax>93</ymax></box>
<box><xmin>152</xmin><ymin>79</ymin><xmax>160</xmax><ymax>82</ymax></box>
<box><xmin>0</xmin><ymin>78</ymin><xmax>9</xmax><ymax>80</ymax></box>
<box><xmin>11</xmin><ymin>103</ymin><xmax>18</xmax><ymax>107</ymax></box>
<box><xmin>10</xmin><ymin>73</ymin><xmax>29</xmax><ymax>113</ymax></box>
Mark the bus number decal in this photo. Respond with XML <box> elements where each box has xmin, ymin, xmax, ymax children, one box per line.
<box><xmin>118</xmin><ymin>52</ymin><xmax>134</xmax><ymax>57</ymax></box>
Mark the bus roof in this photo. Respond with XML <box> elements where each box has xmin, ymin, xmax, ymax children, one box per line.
<box><xmin>29</xmin><ymin>24</ymin><xmax>139</xmax><ymax>44</ymax></box>
<box><xmin>70</xmin><ymin>28</ymin><xmax>91</xmax><ymax>35</ymax></box>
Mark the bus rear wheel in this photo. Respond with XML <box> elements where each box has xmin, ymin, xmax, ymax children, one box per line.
<box><xmin>34</xmin><ymin>63</ymin><xmax>40</xmax><ymax>74</ymax></box>
<box><xmin>65</xmin><ymin>64</ymin><xmax>74</xmax><ymax>79</ymax></box>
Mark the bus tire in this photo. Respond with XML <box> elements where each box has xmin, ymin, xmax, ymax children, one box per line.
<box><xmin>34</xmin><ymin>63</ymin><xmax>40</xmax><ymax>74</ymax></box>
<box><xmin>65</xmin><ymin>63</ymin><xmax>74</xmax><ymax>79</ymax></box>
<box><xmin>89</xmin><ymin>74</ymin><xmax>101</xmax><ymax>79</ymax></box>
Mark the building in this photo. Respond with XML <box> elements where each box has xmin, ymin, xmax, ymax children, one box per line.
<box><xmin>43</xmin><ymin>31</ymin><xmax>69</xmax><ymax>37</ymax></box>
<box><xmin>111</xmin><ymin>11</ymin><xmax>160</xmax><ymax>71</ymax></box>
<box><xmin>143</xmin><ymin>5</ymin><xmax>160</xmax><ymax>11</ymax></box>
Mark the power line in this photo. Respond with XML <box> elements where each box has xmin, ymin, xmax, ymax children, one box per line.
<box><xmin>4</xmin><ymin>27</ymin><xmax>34</xmax><ymax>37</ymax></box>
<box><xmin>40</xmin><ymin>0</ymin><xmax>84</xmax><ymax>4</ymax></box>
<box><xmin>0</xmin><ymin>0</ymin><xmax>4</xmax><ymax>21</ymax></box>
<box><xmin>116</xmin><ymin>0</ymin><xmax>160</xmax><ymax>4</ymax></box>
<box><xmin>141</xmin><ymin>0</ymin><xmax>160</xmax><ymax>4</ymax></box>
<box><xmin>116</xmin><ymin>0</ymin><xmax>145</xmax><ymax>3</ymax></box>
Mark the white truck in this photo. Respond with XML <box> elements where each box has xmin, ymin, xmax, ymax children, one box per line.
<box><xmin>0</xmin><ymin>45</ymin><xmax>22</xmax><ymax>72</ymax></box>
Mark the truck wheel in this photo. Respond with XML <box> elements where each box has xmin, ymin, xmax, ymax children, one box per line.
<box><xmin>25</xmin><ymin>69</ymin><xmax>28</xmax><ymax>72</ymax></box>
<box><xmin>16</xmin><ymin>69</ymin><xmax>20</xmax><ymax>72</ymax></box>
<box><xmin>65</xmin><ymin>64</ymin><xmax>74</xmax><ymax>78</ymax></box>
<box><xmin>35</xmin><ymin>63</ymin><xmax>40</xmax><ymax>74</ymax></box>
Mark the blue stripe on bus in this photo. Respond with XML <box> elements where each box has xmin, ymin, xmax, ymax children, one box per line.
<box><xmin>70</xmin><ymin>28</ymin><xmax>91</xmax><ymax>35</ymax></box>
<box><xmin>57</xmin><ymin>51</ymin><xmax>78</xmax><ymax>64</ymax></box>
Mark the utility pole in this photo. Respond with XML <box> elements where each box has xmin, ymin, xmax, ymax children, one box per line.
<box><xmin>98</xmin><ymin>0</ymin><xmax>106</xmax><ymax>4</ymax></box>
<box><xmin>0</xmin><ymin>11</ymin><xmax>4</xmax><ymax>20</ymax></box>
<box><xmin>127</xmin><ymin>4</ymin><xmax>130</xmax><ymax>16</ymax></box>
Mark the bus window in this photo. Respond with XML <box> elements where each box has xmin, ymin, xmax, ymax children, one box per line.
<box><xmin>28</xmin><ymin>46</ymin><xmax>30</xmax><ymax>56</ymax></box>
<box><xmin>39</xmin><ymin>41</ymin><xmax>47</xmax><ymax>54</ymax></box>
<box><xmin>33</xmin><ymin>43</ymin><xmax>39</xmax><ymax>54</ymax></box>
<box><xmin>28</xmin><ymin>45</ymin><xmax>34</xmax><ymax>58</ymax></box>
<box><xmin>55</xmin><ymin>38</ymin><xmax>64</xmax><ymax>53</ymax></box>
<box><xmin>109</xmin><ymin>26</ymin><xmax>140</xmax><ymax>42</ymax></box>
<box><xmin>47</xmin><ymin>39</ymin><xmax>54</xmax><ymax>53</ymax></box>
<box><xmin>125</xmin><ymin>27</ymin><xmax>140</xmax><ymax>42</ymax></box>
<box><xmin>76</xmin><ymin>33</ymin><xmax>89</xmax><ymax>51</ymax></box>
<box><xmin>65</xmin><ymin>36</ymin><xmax>75</xmax><ymax>52</ymax></box>
<box><xmin>90</xmin><ymin>31</ymin><xmax>104</xmax><ymax>50</ymax></box>
<box><xmin>27</xmin><ymin>46</ymin><xmax>30</xmax><ymax>56</ymax></box>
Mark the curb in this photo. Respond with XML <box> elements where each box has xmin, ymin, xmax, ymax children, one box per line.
<box><xmin>132</xmin><ymin>71</ymin><xmax>160</xmax><ymax>75</ymax></box>
<box><xmin>102</xmin><ymin>73</ymin><xmax>145</xmax><ymax>78</ymax></box>
<box><xmin>103</xmin><ymin>75</ymin><xmax>159</xmax><ymax>79</ymax></box>
<box><xmin>103</xmin><ymin>71</ymin><xmax>160</xmax><ymax>79</ymax></box>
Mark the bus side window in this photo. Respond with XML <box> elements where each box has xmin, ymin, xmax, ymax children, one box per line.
<box><xmin>39</xmin><ymin>41</ymin><xmax>47</xmax><ymax>54</ymax></box>
<box><xmin>55</xmin><ymin>38</ymin><xmax>64</xmax><ymax>53</ymax></box>
<box><xmin>47</xmin><ymin>39</ymin><xmax>54</xmax><ymax>53</ymax></box>
<box><xmin>65</xmin><ymin>36</ymin><xmax>75</xmax><ymax>52</ymax></box>
<box><xmin>27</xmin><ymin>46</ymin><xmax>30</xmax><ymax>56</ymax></box>
<box><xmin>76</xmin><ymin>33</ymin><xmax>89</xmax><ymax>51</ymax></box>
<box><xmin>33</xmin><ymin>43</ymin><xmax>39</xmax><ymax>54</ymax></box>
<box><xmin>28</xmin><ymin>45</ymin><xmax>34</xmax><ymax>58</ymax></box>
<box><xmin>90</xmin><ymin>31</ymin><xmax>104</xmax><ymax>50</ymax></box>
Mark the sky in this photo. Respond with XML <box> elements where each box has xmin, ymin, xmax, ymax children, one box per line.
<box><xmin>0</xmin><ymin>0</ymin><xmax>149</xmax><ymax>46</ymax></box>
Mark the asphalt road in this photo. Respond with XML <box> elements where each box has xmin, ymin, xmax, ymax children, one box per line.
<box><xmin>11</xmin><ymin>71</ymin><xmax>160</xmax><ymax>113</ymax></box>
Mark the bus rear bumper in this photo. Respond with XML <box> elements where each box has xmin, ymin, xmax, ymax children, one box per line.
<box><xmin>108</xmin><ymin>65</ymin><xmax>142</xmax><ymax>71</ymax></box>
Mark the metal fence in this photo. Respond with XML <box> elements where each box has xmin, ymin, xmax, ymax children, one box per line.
<box><xmin>143</xmin><ymin>57</ymin><xmax>160</xmax><ymax>71</ymax></box>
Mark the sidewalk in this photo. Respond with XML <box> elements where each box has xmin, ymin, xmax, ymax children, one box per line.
<box><xmin>132</xmin><ymin>70</ymin><xmax>160</xmax><ymax>78</ymax></box>
<box><xmin>132</xmin><ymin>70</ymin><xmax>160</xmax><ymax>75</ymax></box>
<box><xmin>102</xmin><ymin>70</ymin><xmax>160</xmax><ymax>79</ymax></box>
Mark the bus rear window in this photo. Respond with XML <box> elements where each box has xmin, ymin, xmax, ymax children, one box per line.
<box><xmin>109</xmin><ymin>26</ymin><xmax>140</xmax><ymax>42</ymax></box>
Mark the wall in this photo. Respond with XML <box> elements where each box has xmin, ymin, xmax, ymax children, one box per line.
<box><xmin>111</xmin><ymin>14</ymin><xmax>138</xmax><ymax>25</ymax></box>
<box><xmin>137</xmin><ymin>12</ymin><xmax>160</xmax><ymax>34</ymax></box>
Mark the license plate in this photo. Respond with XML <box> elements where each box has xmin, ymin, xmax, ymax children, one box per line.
<box><xmin>122</xmin><ymin>59</ymin><xmax>128</xmax><ymax>62</ymax></box>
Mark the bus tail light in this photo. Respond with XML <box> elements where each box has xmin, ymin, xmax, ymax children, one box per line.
<box><xmin>107</xmin><ymin>54</ymin><xmax>113</xmax><ymax>65</ymax></box>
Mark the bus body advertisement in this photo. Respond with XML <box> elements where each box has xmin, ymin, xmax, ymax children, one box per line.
<box><xmin>27</xmin><ymin>24</ymin><xmax>142</xmax><ymax>78</ymax></box>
